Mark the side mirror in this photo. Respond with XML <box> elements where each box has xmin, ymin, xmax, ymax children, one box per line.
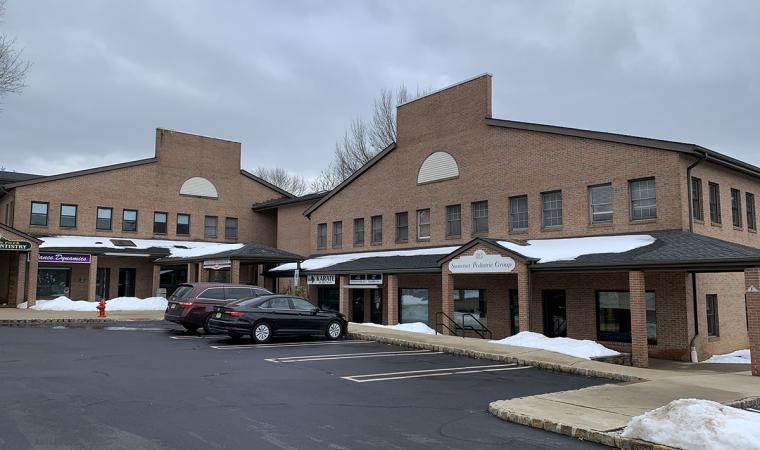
<box><xmin>311</xmin><ymin>307</ymin><xmax>320</xmax><ymax>315</ymax></box>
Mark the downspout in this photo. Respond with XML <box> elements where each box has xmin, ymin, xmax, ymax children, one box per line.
<box><xmin>686</xmin><ymin>151</ymin><xmax>707</xmax><ymax>362</ymax></box>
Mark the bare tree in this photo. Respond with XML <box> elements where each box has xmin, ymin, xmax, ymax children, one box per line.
<box><xmin>0</xmin><ymin>0</ymin><xmax>30</xmax><ymax>103</ymax></box>
<box><xmin>253</xmin><ymin>166</ymin><xmax>309</xmax><ymax>196</ymax></box>
<box><xmin>311</xmin><ymin>84</ymin><xmax>426</xmax><ymax>191</ymax></box>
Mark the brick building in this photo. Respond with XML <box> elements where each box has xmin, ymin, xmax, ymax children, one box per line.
<box><xmin>268</xmin><ymin>74</ymin><xmax>760</xmax><ymax>368</ymax></box>
<box><xmin>0</xmin><ymin>128</ymin><xmax>303</xmax><ymax>305</ymax></box>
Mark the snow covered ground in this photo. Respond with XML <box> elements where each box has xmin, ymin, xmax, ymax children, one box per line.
<box><xmin>18</xmin><ymin>296</ymin><xmax>168</xmax><ymax>311</ymax></box>
<box><xmin>621</xmin><ymin>399</ymin><xmax>760</xmax><ymax>450</ymax></box>
<box><xmin>491</xmin><ymin>331</ymin><xmax>620</xmax><ymax>360</ymax></box>
<box><xmin>353</xmin><ymin>322</ymin><xmax>437</xmax><ymax>335</ymax></box>
<box><xmin>703</xmin><ymin>349</ymin><xmax>751</xmax><ymax>364</ymax></box>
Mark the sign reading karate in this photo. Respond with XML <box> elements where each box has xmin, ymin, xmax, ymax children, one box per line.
<box><xmin>203</xmin><ymin>259</ymin><xmax>231</xmax><ymax>270</ymax></box>
<box><xmin>39</xmin><ymin>253</ymin><xmax>92</xmax><ymax>264</ymax></box>
<box><xmin>448</xmin><ymin>249</ymin><xmax>516</xmax><ymax>274</ymax></box>
<box><xmin>307</xmin><ymin>274</ymin><xmax>336</xmax><ymax>285</ymax></box>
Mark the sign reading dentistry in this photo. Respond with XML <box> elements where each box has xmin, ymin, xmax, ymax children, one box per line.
<box><xmin>39</xmin><ymin>253</ymin><xmax>92</xmax><ymax>264</ymax></box>
<box><xmin>0</xmin><ymin>233</ymin><xmax>33</xmax><ymax>251</ymax></box>
<box><xmin>448</xmin><ymin>249</ymin><xmax>516</xmax><ymax>274</ymax></box>
<box><xmin>307</xmin><ymin>274</ymin><xmax>336</xmax><ymax>285</ymax></box>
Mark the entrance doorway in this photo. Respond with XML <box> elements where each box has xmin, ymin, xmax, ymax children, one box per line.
<box><xmin>542</xmin><ymin>290</ymin><xmax>567</xmax><ymax>337</ymax></box>
<box><xmin>118</xmin><ymin>268</ymin><xmax>136</xmax><ymax>297</ymax></box>
<box><xmin>352</xmin><ymin>290</ymin><xmax>364</xmax><ymax>323</ymax></box>
<box><xmin>96</xmin><ymin>268</ymin><xmax>110</xmax><ymax>300</ymax></box>
<box><xmin>370</xmin><ymin>289</ymin><xmax>383</xmax><ymax>324</ymax></box>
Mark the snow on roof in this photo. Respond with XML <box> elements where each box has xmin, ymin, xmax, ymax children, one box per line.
<box><xmin>496</xmin><ymin>234</ymin><xmax>656</xmax><ymax>263</ymax></box>
<box><xmin>271</xmin><ymin>246</ymin><xmax>461</xmax><ymax>272</ymax></box>
<box><xmin>39</xmin><ymin>235</ymin><xmax>244</xmax><ymax>258</ymax></box>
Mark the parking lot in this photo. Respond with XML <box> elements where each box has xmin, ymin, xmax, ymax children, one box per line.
<box><xmin>0</xmin><ymin>322</ymin><xmax>607</xmax><ymax>449</ymax></box>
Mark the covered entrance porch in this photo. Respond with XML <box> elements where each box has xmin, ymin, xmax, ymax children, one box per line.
<box><xmin>0</xmin><ymin>224</ymin><xmax>40</xmax><ymax>307</ymax></box>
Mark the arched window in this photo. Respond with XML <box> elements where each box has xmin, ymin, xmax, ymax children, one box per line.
<box><xmin>180</xmin><ymin>177</ymin><xmax>218</xmax><ymax>199</ymax></box>
<box><xmin>417</xmin><ymin>151</ymin><xmax>459</xmax><ymax>184</ymax></box>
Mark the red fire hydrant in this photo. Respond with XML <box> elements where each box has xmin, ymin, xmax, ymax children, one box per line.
<box><xmin>96</xmin><ymin>297</ymin><xmax>106</xmax><ymax>317</ymax></box>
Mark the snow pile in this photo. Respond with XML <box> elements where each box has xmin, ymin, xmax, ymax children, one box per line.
<box><xmin>491</xmin><ymin>332</ymin><xmax>619</xmax><ymax>360</ymax></box>
<box><xmin>39</xmin><ymin>235</ymin><xmax>244</xmax><ymax>258</ymax></box>
<box><xmin>704</xmin><ymin>349</ymin><xmax>751</xmax><ymax>364</ymax></box>
<box><xmin>621</xmin><ymin>399</ymin><xmax>760</xmax><ymax>450</ymax></box>
<box><xmin>354</xmin><ymin>322</ymin><xmax>437</xmax><ymax>335</ymax></box>
<box><xmin>497</xmin><ymin>234</ymin><xmax>656</xmax><ymax>263</ymax></box>
<box><xmin>272</xmin><ymin>246</ymin><xmax>460</xmax><ymax>272</ymax></box>
<box><xmin>16</xmin><ymin>301</ymin><xmax>28</xmax><ymax>309</ymax></box>
<box><xmin>26</xmin><ymin>296</ymin><xmax>168</xmax><ymax>311</ymax></box>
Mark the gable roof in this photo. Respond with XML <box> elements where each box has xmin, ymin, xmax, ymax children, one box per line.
<box><xmin>3</xmin><ymin>158</ymin><xmax>158</xmax><ymax>189</ymax></box>
<box><xmin>252</xmin><ymin>191</ymin><xmax>326</xmax><ymax>211</ymax></box>
<box><xmin>0</xmin><ymin>171</ymin><xmax>41</xmax><ymax>187</ymax></box>
<box><xmin>0</xmin><ymin>223</ymin><xmax>42</xmax><ymax>244</ymax></box>
<box><xmin>239</xmin><ymin>170</ymin><xmax>295</xmax><ymax>198</ymax></box>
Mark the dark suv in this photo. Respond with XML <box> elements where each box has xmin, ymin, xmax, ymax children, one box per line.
<box><xmin>164</xmin><ymin>283</ymin><xmax>272</xmax><ymax>333</ymax></box>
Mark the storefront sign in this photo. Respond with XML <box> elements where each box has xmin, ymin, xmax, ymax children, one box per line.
<box><xmin>39</xmin><ymin>253</ymin><xmax>92</xmax><ymax>264</ymax></box>
<box><xmin>448</xmin><ymin>250</ymin><xmax>516</xmax><ymax>274</ymax></box>
<box><xmin>307</xmin><ymin>274</ymin><xmax>336</xmax><ymax>285</ymax></box>
<box><xmin>349</xmin><ymin>273</ymin><xmax>383</xmax><ymax>285</ymax></box>
<box><xmin>203</xmin><ymin>259</ymin><xmax>231</xmax><ymax>270</ymax></box>
<box><xmin>0</xmin><ymin>239</ymin><xmax>32</xmax><ymax>251</ymax></box>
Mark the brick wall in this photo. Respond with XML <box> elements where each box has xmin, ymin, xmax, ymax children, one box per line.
<box><xmin>692</xmin><ymin>272</ymin><xmax>749</xmax><ymax>359</ymax></box>
<box><xmin>275</xmin><ymin>201</ymin><xmax>315</xmax><ymax>256</ymax></box>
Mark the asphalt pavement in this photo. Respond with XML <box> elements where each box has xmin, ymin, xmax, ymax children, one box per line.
<box><xmin>0</xmin><ymin>322</ymin><xmax>607</xmax><ymax>449</ymax></box>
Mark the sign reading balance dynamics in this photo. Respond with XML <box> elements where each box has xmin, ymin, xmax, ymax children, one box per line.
<box><xmin>39</xmin><ymin>253</ymin><xmax>91</xmax><ymax>264</ymax></box>
<box><xmin>448</xmin><ymin>249</ymin><xmax>516</xmax><ymax>274</ymax></box>
<box><xmin>0</xmin><ymin>233</ymin><xmax>32</xmax><ymax>251</ymax></box>
<box><xmin>307</xmin><ymin>274</ymin><xmax>336</xmax><ymax>285</ymax></box>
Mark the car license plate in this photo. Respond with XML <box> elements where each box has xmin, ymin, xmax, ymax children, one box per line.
<box><xmin>214</xmin><ymin>312</ymin><xmax>222</xmax><ymax>318</ymax></box>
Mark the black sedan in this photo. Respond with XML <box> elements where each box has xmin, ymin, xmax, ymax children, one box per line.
<box><xmin>207</xmin><ymin>295</ymin><xmax>347</xmax><ymax>343</ymax></box>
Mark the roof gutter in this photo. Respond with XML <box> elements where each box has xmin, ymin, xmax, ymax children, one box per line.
<box><xmin>687</xmin><ymin>150</ymin><xmax>708</xmax><ymax>232</ymax></box>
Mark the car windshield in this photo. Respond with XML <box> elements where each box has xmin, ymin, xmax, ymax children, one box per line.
<box><xmin>227</xmin><ymin>297</ymin><xmax>261</xmax><ymax>308</ymax></box>
<box><xmin>170</xmin><ymin>285</ymin><xmax>193</xmax><ymax>301</ymax></box>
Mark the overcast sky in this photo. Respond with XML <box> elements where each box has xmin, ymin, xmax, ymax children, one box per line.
<box><xmin>1</xmin><ymin>0</ymin><xmax>759</xmax><ymax>179</ymax></box>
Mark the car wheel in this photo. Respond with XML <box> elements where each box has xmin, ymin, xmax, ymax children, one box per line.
<box><xmin>325</xmin><ymin>320</ymin><xmax>344</xmax><ymax>340</ymax></box>
<box><xmin>202</xmin><ymin>314</ymin><xmax>216</xmax><ymax>334</ymax></box>
<box><xmin>181</xmin><ymin>323</ymin><xmax>198</xmax><ymax>333</ymax></box>
<box><xmin>252</xmin><ymin>322</ymin><xmax>272</xmax><ymax>344</ymax></box>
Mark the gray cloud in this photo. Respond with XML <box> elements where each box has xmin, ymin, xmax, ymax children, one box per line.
<box><xmin>1</xmin><ymin>0</ymin><xmax>758</xmax><ymax>177</ymax></box>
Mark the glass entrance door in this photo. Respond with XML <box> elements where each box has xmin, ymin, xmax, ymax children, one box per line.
<box><xmin>370</xmin><ymin>289</ymin><xmax>383</xmax><ymax>324</ymax></box>
<box><xmin>351</xmin><ymin>290</ymin><xmax>364</xmax><ymax>323</ymax></box>
<box><xmin>542</xmin><ymin>290</ymin><xmax>567</xmax><ymax>337</ymax></box>
<box><xmin>96</xmin><ymin>268</ymin><xmax>110</xmax><ymax>300</ymax></box>
<box><xmin>118</xmin><ymin>268</ymin><xmax>136</xmax><ymax>297</ymax></box>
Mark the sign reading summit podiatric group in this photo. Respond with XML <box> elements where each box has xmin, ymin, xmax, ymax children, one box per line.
<box><xmin>448</xmin><ymin>249</ymin><xmax>516</xmax><ymax>274</ymax></box>
<box><xmin>307</xmin><ymin>274</ymin><xmax>336</xmax><ymax>285</ymax></box>
<box><xmin>39</xmin><ymin>253</ymin><xmax>92</xmax><ymax>264</ymax></box>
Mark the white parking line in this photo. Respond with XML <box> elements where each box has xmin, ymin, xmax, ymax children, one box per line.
<box><xmin>170</xmin><ymin>335</ymin><xmax>218</xmax><ymax>340</ymax></box>
<box><xmin>265</xmin><ymin>349</ymin><xmax>442</xmax><ymax>363</ymax></box>
<box><xmin>341</xmin><ymin>363</ymin><xmax>531</xmax><ymax>383</ymax></box>
<box><xmin>210</xmin><ymin>340</ymin><xmax>374</xmax><ymax>350</ymax></box>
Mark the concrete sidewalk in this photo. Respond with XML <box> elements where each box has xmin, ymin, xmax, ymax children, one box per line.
<box><xmin>348</xmin><ymin>323</ymin><xmax>760</xmax><ymax>448</ymax></box>
<box><xmin>0</xmin><ymin>308</ymin><xmax>165</xmax><ymax>324</ymax></box>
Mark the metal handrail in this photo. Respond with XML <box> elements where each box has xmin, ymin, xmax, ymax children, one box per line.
<box><xmin>458</xmin><ymin>313</ymin><xmax>493</xmax><ymax>340</ymax></box>
<box><xmin>434</xmin><ymin>311</ymin><xmax>493</xmax><ymax>339</ymax></box>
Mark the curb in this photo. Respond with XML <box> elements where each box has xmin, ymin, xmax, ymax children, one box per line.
<box><xmin>0</xmin><ymin>318</ymin><xmax>115</xmax><ymax>327</ymax></box>
<box><xmin>347</xmin><ymin>330</ymin><xmax>642</xmax><ymax>382</ymax></box>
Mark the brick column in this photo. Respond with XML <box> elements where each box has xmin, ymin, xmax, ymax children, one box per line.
<box><xmin>26</xmin><ymin>246</ymin><xmax>39</xmax><ymax>307</ymax></box>
<box><xmin>387</xmin><ymin>274</ymin><xmax>399</xmax><ymax>325</ymax></box>
<box><xmin>516</xmin><ymin>263</ymin><xmax>530</xmax><ymax>333</ymax></box>
<box><xmin>199</xmin><ymin>266</ymin><xmax>208</xmax><ymax>282</ymax></box>
<box><xmin>744</xmin><ymin>268</ymin><xmax>760</xmax><ymax>376</ymax></box>
<box><xmin>88</xmin><ymin>255</ymin><xmax>98</xmax><ymax>301</ymax></box>
<box><xmin>441</xmin><ymin>266</ymin><xmax>454</xmax><ymax>335</ymax></box>
<box><xmin>186</xmin><ymin>263</ymin><xmax>196</xmax><ymax>283</ymax></box>
<box><xmin>230</xmin><ymin>260</ymin><xmax>241</xmax><ymax>284</ymax></box>
<box><xmin>629</xmin><ymin>271</ymin><xmax>648</xmax><ymax>368</ymax></box>
<box><xmin>14</xmin><ymin>252</ymin><xmax>26</xmax><ymax>306</ymax></box>
<box><xmin>338</xmin><ymin>275</ymin><xmax>350</xmax><ymax>321</ymax></box>
<box><xmin>151</xmin><ymin>264</ymin><xmax>161</xmax><ymax>297</ymax></box>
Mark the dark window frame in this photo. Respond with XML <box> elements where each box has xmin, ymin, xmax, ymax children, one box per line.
<box><xmin>153</xmin><ymin>211</ymin><xmax>168</xmax><ymax>234</ymax></box>
<box><xmin>416</xmin><ymin>208</ymin><xmax>431</xmax><ymax>240</ymax></box>
<box><xmin>371</xmin><ymin>215</ymin><xmax>383</xmax><ymax>244</ymax></box>
<box><xmin>509</xmin><ymin>195</ymin><xmax>529</xmax><ymax>231</ymax></box>
<box><xmin>332</xmin><ymin>221</ymin><xmax>343</xmax><ymax>248</ymax></box>
<box><xmin>225</xmin><ymin>217</ymin><xmax>238</xmax><ymax>240</ymax></box>
<box><xmin>691</xmin><ymin>177</ymin><xmax>704</xmax><ymax>221</ymax></box>
<box><xmin>706</xmin><ymin>294</ymin><xmax>719</xmax><ymax>337</ymax></box>
<box><xmin>446</xmin><ymin>204</ymin><xmax>461</xmax><ymax>237</ymax></box>
<box><xmin>317</xmin><ymin>223</ymin><xmax>328</xmax><ymax>249</ymax></box>
<box><xmin>595</xmin><ymin>289</ymin><xmax>657</xmax><ymax>345</ymax></box>
<box><xmin>353</xmin><ymin>218</ymin><xmax>365</xmax><ymax>246</ymax></box>
<box><xmin>471</xmin><ymin>200</ymin><xmax>489</xmax><ymax>234</ymax></box>
<box><xmin>588</xmin><ymin>183</ymin><xmax>613</xmax><ymax>225</ymax></box>
<box><xmin>731</xmin><ymin>188</ymin><xmax>743</xmax><ymax>228</ymax></box>
<box><xmin>747</xmin><ymin>192</ymin><xmax>757</xmax><ymax>231</ymax></box>
<box><xmin>59</xmin><ymin>203</ymin><xmax>78</xmax><ymax>228</ymax></box>
<box><xmin>541</xmin><ymin>190</ymin><xmax>563</xmax><ymax>228</ymax></box>
<box><xmin>30</xmin><ymin>201</ymin><xmax>49</xmax><ymax>226</ymax></box>
<box><xmin>176</xmin><ymin>213</ymin><xmax>191</xmax><ymax>235</ymax></box>
<box><xmin>395</xmin><ymin>212</ymin><xmax>408</xmax><ymax>243</ymax></box>
<box><xmin>122</xmin><ymin>209</ymin><xmax>138</xmax><ymax>232</ymax></box>
<box><xmin>204</xmin><ymin>215</ymin><xmax>218</xmax><ymax>238</ymax></box>
<box><xmin>629</xmin><ymin>177</ymin><xmax>657</xmax><ymax>221</ymax></box>
<box><xmin>708</xmin><ymin>182</ymin><xmax>721</xmax><ymax>224</ymax></box>
<box><xmin>96</xmin><ymin>206</ymin><xmax>113</xmax><ymax>231</ymax></box>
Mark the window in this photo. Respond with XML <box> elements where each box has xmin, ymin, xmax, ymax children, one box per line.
<box><xmin>317</xmin><ymin>223</ymin><xmax>327</xmax><ymax>248</ymax></box>
<box><xmin>399</xmin><ymin>288</ymin><xmax>428</xmax><ymax>323</ymax></box>
<box><xmin>332</xmin><ymin>221</ymin><xmax>343</xmax><ymax>247</ymax></box>
<box><xmin>225</xmin><ymin>217</ymin><xmax>238</xmax><ymax>240</ymax></box>
<box><xmin>30</xmin><ymin>201</ymin><xmax>48</xmax><ymax>226</ymax></box>
<box><xmin>226</xmin><ymin>287</ymin><xmax>253</xmax><ymax>300</ymax></box>
<box><xmin>542</xmin><ymin>191</ymin><xmax>563</xmax><ymax>228</ymax></box>
<box><xmin>509</xmin><ymin>289</ymin><xmax>519</xmax><ymax>335</ymax></box>
<box><xmin>291</xmin><ymin>298</ymin><xmax>316</xmax><ymax>311</ymax></box>
<box><xmin>708</xmin><ymin>182</ymin><xmax>721</xmax><ymax>224</ymax></box>
<box><xmin>371</xmin><ymin>215</ymin><xmax>382</xmax><ymax>244</ymax></box>
<box><xmin>123</xmin><ymin>209</ymin><xmax>138</xmax><ymax>232</ymax></box>
<box><xmin>317</xmin><ymin>288</ymin><xmax>340</xmax><ymax>311</ymax></box>
<box><xmin>395</xmin><ymin>212</ymin><xmax>408</xmax><ymax>242</ymax></box>
<box><xmin>597</xmin><ymin>291</ymin><xmax>657</xmax><ymax>344</ymax></box>
<box><xmin>589</xmin><ymin>184</ymin><xmax>613</xmax><ymax>224</ymax></box>
<box><xmin>471</xmin><ymin>201</ymin><xmax>488</xmax><ymax>234</ymax></box>
<box><xmin>199</xmin><ymin>287</ymin><xmax>226</xmax><ymax>300</ymax></box>
<box><xmin>446</xmin><ymin>204</ymin><xmax>461</xmax><ymax>237</ymax></box>
<box><xmin>96</xmin><ymin>207</ymin><xmax>112</xmax><ymax>230</ymax></box>
<box><xmin>691</xmin><ymin>177</ymin><xmax>704</xmax><ymax>221</ymax></box>
<box><xmin>353</xmin><ymin>218</ymin><xmax>364</xmax><ymax>245</ymax></box>
<box><xmin>59</xmin><ymin>204</ymin><xmax>77</xmax><ymax>228</ymax></box>
<box><xmin>454</xmin><ymin>289</ymin><xmax>487</xmax><ymax>329</ymax></box>
<box><xmin>153</xmin><ymin>211</ymin><xmax>168</xmax><ymax>234</ymax></box>
<box><xmin>417</xmin><ymin>209</ymin><xmax>431</xmax><ymax>240</ymax></box>
<box><xmin>747</xmin><ymin>193</ymin><xmax>756</xmax><ymax>231</ymax></box>
<box><xmin>731</xmin><ymin>188</ymin><xmax>743</xmax><ymax>228</ymax></box>
<box><xmin>176</xmin><ymin>214</ymin><xmax>190</xmax><ymax>235</ymax></box>
<box><xmin>36</xmin><ymin>267</ymin><xmax>71</xmax><ymax>297</ymax></box>
<box><xmin>629</xmin><ymin>178</ymin><xmax>657</xmax><ymax>220</ymax></box>
<box><xmin>509</xmin><ymin>195</ymin><xmax>528</xmax><ymax>231</ymax></box>
<box><xmin>204</xmin><ymin>216</ymin><xmax>218</xmax><ymax>238</ymax></box>
<box><xmin>706</xmin><ymin>294</ymin><xmax>719</xmax><ymax>337</ymax></box>
<box><xmin>267</xmin><ymin>297</ymin><xmax>292</xmax><ymax>310</ymax></box>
